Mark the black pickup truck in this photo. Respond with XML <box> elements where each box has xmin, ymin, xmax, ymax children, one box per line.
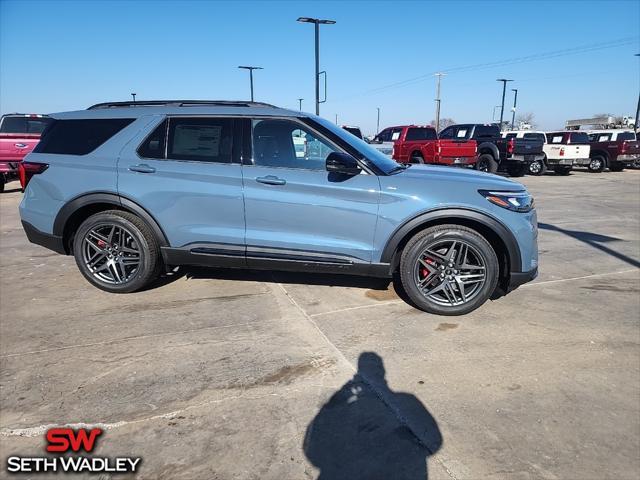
<box><xmin>439</xmin><ymin>123</ymin><xmax>544</xmax><ymax>176</ymax></box>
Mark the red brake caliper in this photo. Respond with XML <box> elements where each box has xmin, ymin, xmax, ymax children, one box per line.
<box><xmin>422</xmin><ymin>257</ymin><xmax>436</xmax><ymax>278</ymax></box>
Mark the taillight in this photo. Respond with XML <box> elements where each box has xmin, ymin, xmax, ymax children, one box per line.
<box><xmin>507</xmin><ymin>138</ymin><xmax>515</xmax><ymax>154</ymax></box>
<box><xmin>18</xmin><ymin>162</ymin><xmax>48</xmax><ymax>189</ymax></box>
<box><xmin>621</xmin><ymin>141</ymin><xmax>627</xmax><ymax>154</ymax></box>
<box><xmin>559</xmin><ymin>148</ymin><xmax>565</xmax><ymax>157</ymax></box>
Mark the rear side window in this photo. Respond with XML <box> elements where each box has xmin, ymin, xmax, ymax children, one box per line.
<box><xmin>167</xmin><ymin>117</ymin><xmax>234</xmax><ymax>163</ymax></box>
<box><xmin>0</xmin><ymin>116</ymin><xmax>52</xmax><ymax>134</ymax></box>
<box><xmin>34</xmin><ymin>119</ymin><xmax>134</xmax><ymax>155</ymax></box>
<box><xmin>406</xmin><ymin>128</ymin><xmax>436</xmax><ymax>141</ymax></box>
<box><xmin>569</xmin><ymin>132</ymin><xmax>589</xmax><ymax>144</ymax></box>
<box><xmin>138</xmin><ymin>120</ymin><xmax>168</xmax><ymax>159</ymax></box>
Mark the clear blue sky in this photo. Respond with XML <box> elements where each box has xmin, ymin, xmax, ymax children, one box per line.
<box><xmin>1</xmin><ymin>0</ymin><xmax>638</xmax><ymax>133</ymax></box>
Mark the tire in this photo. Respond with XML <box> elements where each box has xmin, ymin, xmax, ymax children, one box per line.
<box><xmin>553</xmin><ymin>166</ymin><xmax>572</xmax><ymax>176</ymax></box>
<box><xmin>528</xmin><ymin>159</ymin><xmax>546</xmax><ymax>176</ymax></box>
<box><xmin>609</xmin><ymin>162</ymin><xmax>624</xmax><ymax>172</ymax></box>
<box><xmin>0</xmin><ymin>176</ymin><xmax>5</xmax><ymax>193</ymax></box>
<box><xmin>73</xmin><ymin>210</ymin><xmax>162</xmax><ymax>293</ymax></box>
<box><xmin>399</xmin><ymin>224</ymin><xmax>499</xmax><ymax>316</ymax></box>
<box><xmin>507</xmin><ymin>163</ymin><xmax>527</xmax><ymax>177</ymax></box>
<box><xmin>475</xmin><ymin>154</ymin><xmax>498</xmax><ymax>174</ymax></box>
<box><xmin>588</xmin><ymin>155</ymin><xmax>605</xmax><ymax>173</ymax></box>
<box><xmin>410</xmin><ymin>151</ymin><xmax>424</xmax><ymax>164</ymax></box>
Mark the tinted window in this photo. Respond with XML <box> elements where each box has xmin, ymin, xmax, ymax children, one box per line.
<box><xmin>549</xmin><ymin>134</ymin><xmax>565</xmax><ymax>144</ymax></box>
<box><xmin>34</xmin><ymin>118</ymin><xmax>134</xmax><ymax>155</ymax></box>
<box><xmin>504</xmin><ymin>133</ymin><xmax>518</xmax><ymax>140</ymax></box>
<box><xmin>617</xmin><ymin>132</ymin><xmax>636</xmax><ymax>141</ymax></box>
<box><xmin>569</xmin><ymin>132</ymin><xmax>589</xmax><ymax>144</ymax></box>
<box><xmin>252</xmin><ymin>118</ymin><xmax>338</xmax><ymax>170</ymax></box>
<box><xmin>342</xmin><ymin>127</ymin><xmax>363</xmax><ymax>139</ymax></box>
<box><xmin>589</xmin><ymin>133</ymin><xmax>611</xmax><ymax>142</ymax></box>
<box><xmin>0</xmin><ymin>116</ymin><xmax>52</xmax><ymax>134</ymax></box>
<box><xmin>439</xmin><ymin>127</ymin><xmax>454</xmax><ymax>139</ymax></box>
<box><xmin>138</xmin><ymin>120</ymin><xmax>167</xmax><ymax>159</ymax></box>
<box><xmin>376</xmin><ymin>129</ymin><xmax>391</xmax><ymax>142</ymax></box>
<box><xmin>523</xmin><ymin>133</ymin><xmax>546</xmax><ymax>142</ymax></box>
<box><xmin>405</xmin><ymin>127</ymin><xmax>437</xmax><ymax>141</ymax></box>
<box><xmin>167</xmin><ymin>118</ymin><xmax>233</xmax><ymax>163</ymax></box>
<box><xmin>473</xmin><ymin>125</ymin><xmax>499</xmax><ymax>138</ymax></box>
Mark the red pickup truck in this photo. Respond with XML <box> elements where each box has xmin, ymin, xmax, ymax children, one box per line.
<box><xmin>377</xmin><ymin>125</ymin><xmax>477</xmax><ymax>166</ymax></box>
<box><xmin>0</xmin><ymin>114</ymin><xmax>51</xmax><ymax>192</ymax></box>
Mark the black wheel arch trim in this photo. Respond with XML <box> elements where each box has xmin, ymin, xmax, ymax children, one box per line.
<box><xmin>53</xmin><ymin>192</ymin><xmax>170</xmax><ymax>249</ymax></box>
<box><xmin>476</xmin><ymin>142</ymin><xmax>500</xmax><ymax>159</ymax></box>
<box><xmin>380</xmin><ymin>207</ymin><xmax>523</xmax><ymax>273</ymax></box>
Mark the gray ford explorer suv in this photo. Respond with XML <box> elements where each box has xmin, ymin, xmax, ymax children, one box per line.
<box><xmin>19</xmin><ymin>100</ymin><xmax>538</xmax><ymax>315</ymax></box>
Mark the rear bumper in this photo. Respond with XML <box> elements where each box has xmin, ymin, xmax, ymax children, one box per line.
<box><xmin>508</xmin><ymin>153</ymin><xmax>545</xmax><ymax>164</ymax></box>
<box><xmin>615</xmin><ymin>154</ymin><xmax>639</xmax><ymax>166</ymax></box>
<box><xmin>436</xmin><ymin>156</ymin><xmax>476</xmax><ymax>165</ymax></box>
<box><xmin>21</xmin><ymin>220</ymin><xmax>66</xmax><ymax>254</ymax></box>
<box><xmin>571</xmin><ymin>158</ymin><xmax>591</xmax><ymax>166</ymax></box>
<box><xmin>508</xmin><ymin>267</ymin><xmax>538</xmax><ymax>292</ymax></box>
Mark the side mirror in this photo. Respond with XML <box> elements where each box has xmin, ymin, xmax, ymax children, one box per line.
<box><xmin>326</xmin><ymin>152</ymin><xmax>361</xmax><ymax>176</ymax></box>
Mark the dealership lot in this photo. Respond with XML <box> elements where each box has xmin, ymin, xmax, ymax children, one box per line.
<box><xmin>1</xmin><ymin>171</ymin><xmax>639</xmax><ymax>479</ymax></box>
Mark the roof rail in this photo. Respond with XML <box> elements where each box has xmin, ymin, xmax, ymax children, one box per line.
<box><xmin>87</xmin><ymin>100</ymin><xmax>277</xmax><ymax>110</ymax></box>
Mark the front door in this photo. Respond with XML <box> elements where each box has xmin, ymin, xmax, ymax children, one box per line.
<box><xmin>242</xmin><ymin>117</ymin><xmax>380</xmax><ymax>270</ymax></box>
<box><xmin>117</xmin><ymin>115</ymin><xmax>245</xmax><ymax>254</ymax></box>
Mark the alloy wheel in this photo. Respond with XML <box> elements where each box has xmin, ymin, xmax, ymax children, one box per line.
<box><xmin>414</xmin><ymin>239</ymin><xmax>486</xmax><ymax>307</ymax></box>
<box><xmin>82</xmin><ymin>224</ymin><xmax>141</xmax><ymax>285</ymax></box>
<box><xmin>529</xmin><ymin>161</ymin><xmax>542</xmax><ymax>174</ymax></box>
<box><xmin>589</xmin><ymin>158</ymin><xmax>602</xmax><ymax>170</ymax></box>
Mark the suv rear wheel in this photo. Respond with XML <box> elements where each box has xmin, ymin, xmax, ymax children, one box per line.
<box><xmin>399</xmin><ymin>225</ymin><xmax>499</xmax><ymax>315</ymax></box>
<box><xmin>73</xmin><ymin>210</ymin><xmax>162</xmax><ymax>293</ymax></box>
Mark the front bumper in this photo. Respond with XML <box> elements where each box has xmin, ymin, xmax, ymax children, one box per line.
<box><xmin>21</xmin><ymin>220</ymin><xmax>66</xmax><ymax>254</ymax></box>
<box><xmin>508</xmin><ymin>267</ymin><xmax>538</xmax><ymax>292</ymax></box>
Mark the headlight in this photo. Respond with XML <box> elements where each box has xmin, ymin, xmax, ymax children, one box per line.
<box><xmin>478</xmin><ymin>190</ymin><xmax>534</xmax><ymax>213</ymax></box>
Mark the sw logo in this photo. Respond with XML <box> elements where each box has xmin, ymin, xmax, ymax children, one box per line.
<box><xmin>6</xmin><ymin>427</ymin><xmax>141</xmax><ymax>474</ymax></box>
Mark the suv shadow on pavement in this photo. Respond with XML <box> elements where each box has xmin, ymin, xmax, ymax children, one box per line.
<box><xmin>303</xmin><ymin>352</ymin><xmax>443</xmax><ymax>479</ymax></box>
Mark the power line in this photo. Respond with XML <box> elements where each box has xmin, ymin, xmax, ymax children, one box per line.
<box><xmin>332</xmin><ymin>36</ymin><xmax>638</xmax><ymax>103</ymax></box>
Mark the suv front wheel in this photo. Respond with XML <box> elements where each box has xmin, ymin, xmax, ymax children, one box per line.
<box><xmin>73</xmin><ymin>210</ymin><xmax>162</xmax><ymax>293</ymax></box>
<box><xmin>399</xmin><ymin>225</ymin><xmax>499</xmax><ymax>315</ymax></box>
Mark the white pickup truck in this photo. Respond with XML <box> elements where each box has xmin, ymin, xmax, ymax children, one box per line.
<box><xmin>502</xmin><ymin>130</ymin><xmax>591</xmax><ymax>175</ymax></box>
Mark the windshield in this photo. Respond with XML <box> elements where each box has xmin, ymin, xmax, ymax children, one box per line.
<box><xmin>313</xmin><ymin>116</ymin><xmax>403</xmax><ymax>174</ymax></box>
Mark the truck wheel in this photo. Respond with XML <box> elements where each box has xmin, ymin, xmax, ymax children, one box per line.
<box><xmin>588</xmin><ymin>156</ymin><xmax>605</xmax><ymax>173</ymax></box>
<box><xmin>410</xmin><ymin>152</ymin><xmax>424</xmax><ymax>164</ymax></box>
<box><xmin>399</xmin><ymin>224</ymin><xmax>499</xmax><ymax>316</ymax></box>
<box><xmin>0</xmin><ymin>176</ymin><xmax>5</xmax><ymax>193</ymax></box>
<box><xmin>507</xmin><ymin>163</ymin><xmax>527</xmax><ymax>177</ymax></box>
<box><xmin>553</xmin><ymin>166</ymin><xmax>572</xmax><ymax>176</ymax></box>
<box><xmin>609</xmin><ymin>163</ymin><xmax>624</xmax><ymax>172</ymax></box>
<box><xmin>528</xmin><ymin>159</ymin><xmax>546</xmax><ymax>176</ymax></box>
<box><xmin>73</xmin><ymin>210</ymin><xmax>162</xmax><ymax>293</ymax></box>
<box><xmin>475</xmin><ymin>154</ymin><xmax>498</xmax><ymax>173</ymax></box>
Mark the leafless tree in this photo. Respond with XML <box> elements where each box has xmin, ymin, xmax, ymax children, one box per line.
<box><xmin>515</xmin><ymin>112</ymin><xmax>536</xmax><ymax>128</ymax></box>
<box><xmin>430</xmin><ymin>118</ymin><xmax>456</xmax><ymax>131</ymax></box>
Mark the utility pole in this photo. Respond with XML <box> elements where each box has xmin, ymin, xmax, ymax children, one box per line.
<box><xmin>376</xmin><ymin>107</ymin><xmax>380</xmax><ymax>134</ymax></box>
<box><xmin>635</xmin><ymin>54</ymin><xmax>640</xmax><ymax>134</ymax></box>
<box><xmin>335</xmin><ymin>114</ymin><xmax>338</xmax><ymax>125</ymax></box>
<box><xmin>238</xmin><ymin>66</ymin><xmax>263</xmax><ymax>102</ymax></box>
<box><xmin>131</xmin><ymin>93</ymin><xmax>136</xmax><ymax>103</ymax></box>
<box><xmin>298</xmin><ymin>98</ymin><xmax>304</xmax><ymax>111</ymax></box>
<box><xmin>434</xmin><ymin>73</ymin><xmax>446</xmax><ymax>131</ymax></box>
<box><xmin>297</xmin><ymin>17</ymin><xmax>335</xmax><ymax>115</ymax></box>
<box><xmin>496</xmin><ymin>78</ymin><xmax>514</xmax><ymax>130</ymax></box>
<box><xmin>511</xmin><ymin>89</ymin><xmax>518</xmax><ymax>130</ymax></box>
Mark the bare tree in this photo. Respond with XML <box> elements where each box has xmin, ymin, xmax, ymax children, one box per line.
<box><xmin>515</xmin><ymin>112</ymin><xmax>536</xmax><ymax>128</ymax></box>
<box><xmin>430</xmin><ymin>118</ymin><xmax>456</xmax><ymax>131</ymax></box>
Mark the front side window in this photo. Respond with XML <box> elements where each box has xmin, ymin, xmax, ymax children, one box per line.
<box><xmin>167</xmin><ymin>117</ymin><xmax>233</xmax><ymax>163</ymax></box>
<box><xmin>34</xmin><ymin>118</ymin><xmax>135</xmax><ymax>155</ymax></box>
<box><xmin>252</xmin><ymin>118</ymin><xmax>338</xmax><ymax>170</ymax></box>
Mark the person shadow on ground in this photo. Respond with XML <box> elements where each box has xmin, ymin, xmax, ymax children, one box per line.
<box><xmin>303</xmin><ymin>352</ymin><xmax>443</xmax><ymax>480</ymax></box>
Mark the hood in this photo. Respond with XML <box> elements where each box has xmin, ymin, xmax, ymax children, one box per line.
<box><xmin>395</xmin><ymin>165</ymin><xmax>525</xmax><ymax>191</ymax></box>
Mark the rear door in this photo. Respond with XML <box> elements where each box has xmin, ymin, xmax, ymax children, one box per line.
<box><xmin>117</xmin><ymin>115</ymin><xmax>246</xmax><ymax>252</ymax></box>
<box><xmin>242</xmin><ymin>117</ymin><xmax>380</xmax><ymax>268</ymax></box>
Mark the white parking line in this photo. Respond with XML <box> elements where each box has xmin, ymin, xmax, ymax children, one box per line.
<box><xmin>521</xmin><ymin>268</ymin><xmax>639</xmax><ymax>288</ymax></box>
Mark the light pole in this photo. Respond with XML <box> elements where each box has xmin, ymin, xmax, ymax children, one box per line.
<box><xmin>496</xmin><ymin>78</ymin><xmax>514</xmax><ymax>130</ymax></box>
<box><xmin>131</xmin><ymin>93</ymin><xmax>136</xmax><ymax>103</ymax></box>
<box><xmin>511</xmin><ymin>89</ymin><xmax>518</xmax><ymax>130</ymax></box>
<box><xmin>434</xmin><ymin>73</ymin><xmax>446</xmax><ymax>132</ymax></box>
<box><xmin>238</xmin><ymin>66</ymin><xmax>263</xmax><ymax>102</ymax></box>
<box><xmin>297</xmin><ymin>17</ymin><xmax>335</xmax><ymax>115</ymax></box>
<box><xmin>376</xmin><ymin>107</ymin><xmax>380</xmax><ymax>134</ymax></box>
<box><xmin>298</xmin><ymin>98</ymin><xmax>304</xmax><ymax>111</ymax></box>
<box><xmin>635</xmin><ymin>54</ymin><xmax>640</xmax><ymax>133</ymax></box>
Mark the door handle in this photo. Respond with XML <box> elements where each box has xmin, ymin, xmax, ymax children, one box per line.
<box><xmin>256</xmin><ymin>175</ymin><xmax>286</xmax><ymax>185</ymax></box>
<box><xmin>129</xmin><ymin>164</ymin><xmax>156</xmax><ymax>174</ymax></box>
